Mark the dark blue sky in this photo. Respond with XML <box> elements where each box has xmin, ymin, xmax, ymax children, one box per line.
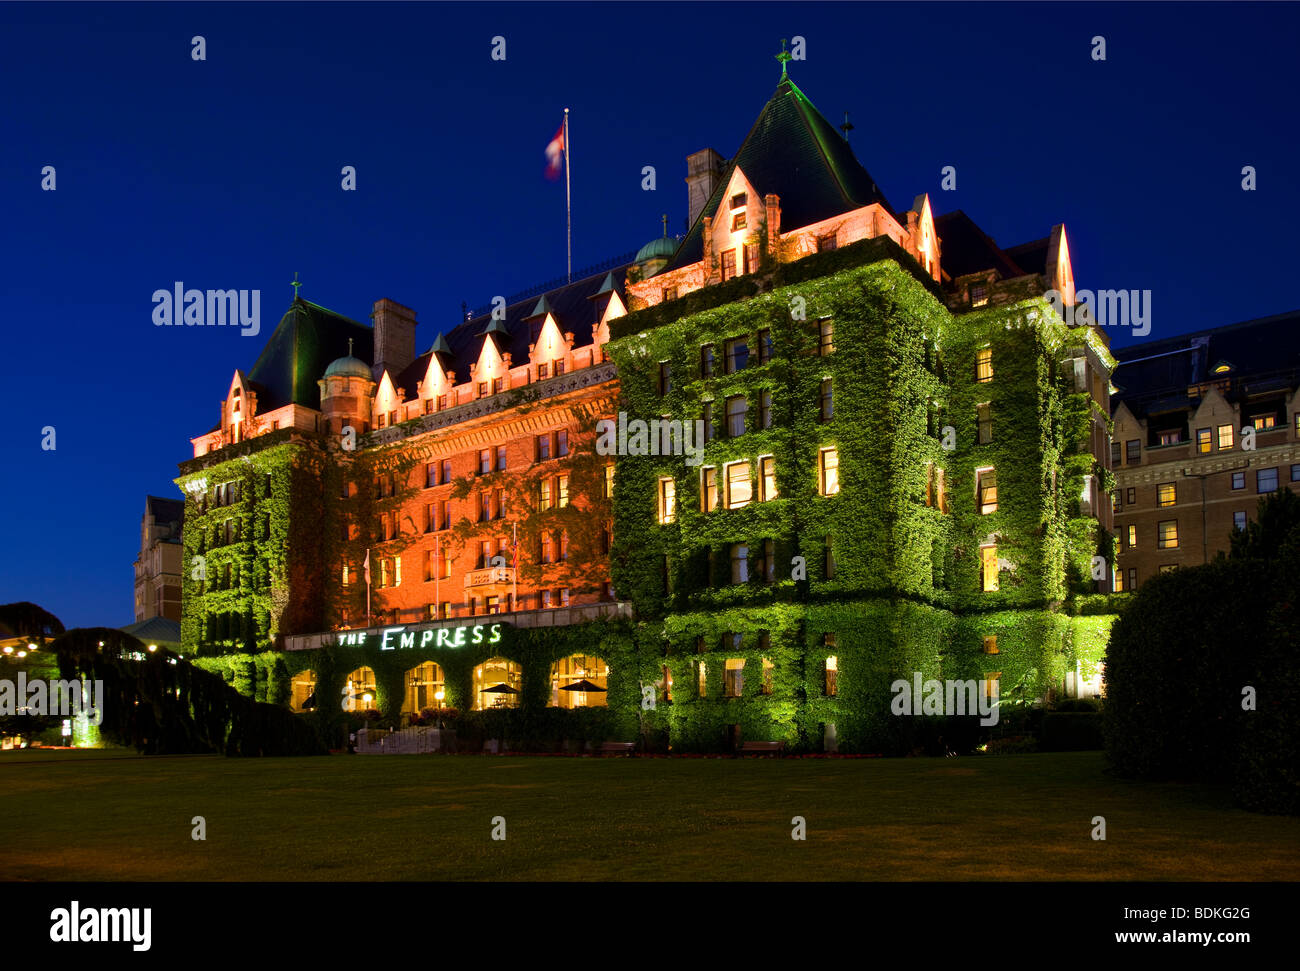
<box><xmin>2</xmin><ymin>2</ymin><xmax>1297</xmax><ymax>628</ymax></box>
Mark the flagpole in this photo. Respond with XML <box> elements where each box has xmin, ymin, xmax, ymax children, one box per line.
<box><xmin>564</xmin><ymin>107</ymin><xmax>572</xmax><ymax>282</ymax></box>
<box><xmin>512</xmin><ymin>521</ymin><xmax>519</xmax><ymax>613</ymax></box>
<box><xmin>365</xmin><ymin>547</ymin><xmax>371</xmax><ymax>627</ymax></box>
<box><xmin>434</xmin><ymin>535</ymin><xmax>440</xmax><ymax>619</ymax></box>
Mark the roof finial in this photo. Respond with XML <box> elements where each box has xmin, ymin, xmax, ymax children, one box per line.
<box><xmin>291</xmin><ymin>271</ymin><xmax>302</xmax><ymax>300</ymax></box>
<box><xmin>661</xmin><ymin>213</ymin><xmax>668</xmax><ymax>238</ymax></box>
<box><xmin>348</xmin><ymin>337</ymin><xmax>353</xmax><ymax>357</ymax></box>
<box><xmin>840</xmin><ymin>111</ymin><xmax>855</xmax><ymax>141</ymax></box>
<box><xmin>775</xmin><ymin>39</ymin><xmax>791</xmax><ymax>79</ymax></box>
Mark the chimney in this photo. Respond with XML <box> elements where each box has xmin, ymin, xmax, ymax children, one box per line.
<box><xmin>764</xmin><ymin>194</ymin><xmax>781</xmax><ymax>259</ymax></box>
<box><xmin>686</xmin><ymin>148</ymin><xmax>725</xmax><ymax>227</ymax></box>
<box><xmin>371</xmin><ymin>298</ymin><xmax>417</xmax><ymax>377</ymax></box>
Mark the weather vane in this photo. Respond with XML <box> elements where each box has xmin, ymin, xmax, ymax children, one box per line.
<box><xmin>291</xmin><ymin>271</ymin><xmax>302</xmax><ymax>299</ymax></box>
<box><xmin>776</xmin><ymin>39</ymin><xmax>791</xmax><ymax>79</ymax></box>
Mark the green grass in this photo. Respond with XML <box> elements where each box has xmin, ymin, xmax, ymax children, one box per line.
<box><xmin>2</xmin><ymin>750</ymin><xmax>1297</xmax><ymax>881</ymax></box>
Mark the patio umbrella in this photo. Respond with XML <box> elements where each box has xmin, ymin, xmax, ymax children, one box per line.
<box><xmin>301</xmin><ymin>693</ymin><xmax>317</xmax><ymax>710</ymax></box>
<box><xmin>481</xmin><ymin>683</ymin><xmax>520</xmax><ymax>694</ymax></box>
<box><xmin>559</xmin><ymin>679</ymin><xmax>607</xmax><ymax>692</ymax></box>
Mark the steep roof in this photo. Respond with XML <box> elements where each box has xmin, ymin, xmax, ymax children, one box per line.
<box><xmin>119</xmin><ymin>616</ymin><xmax>182</xmax><ymax>646</ymax></box>
<box><xmin>1003</xmin><ymin>237</ymin><xmax>1050</xmax><ymax>277</ymax></box>
<box><xmin>665</xmin><ymin>76</ymin><xmax>895</xmax><ymax>272</ymax></box>
<box><xmin>933</xmin><ymin>210</ymin><xmax>1027</xmax><ymax>280</ymax></box>
<box><xmin>245</xmin><ymin>298</ymin><xmax>373</xmax><ymax>410</ymax></box>
<box><xmin>392</xmin><ymin>267</ymin><xmax>628</xmax><ymax>397</ymax></box>
<box><xmin>145</xmin><ymin>495</ymin><xmax>184</xmax><ymax>533</ymax></box>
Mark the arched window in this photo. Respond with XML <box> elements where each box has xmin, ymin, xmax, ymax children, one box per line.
<box><xmin>472</xmin><ymin>657</ymin><xmax>521</xmax><ymax>710</ymax></box>
<box><xmin>549</xmin><ymin>655</ymin><xmax>609</xmax><ymax>708</ymax></box>
<box><xmin>291</xmin><ymin>670</ymin><xmax>316</xmax><ymax>711</ymax></box>
<box><xmin>403</xmin><ymin>661</ymin><xmax>446</xmax><ymax>716</ymax></box>
<box><xmin>343</xmin><ymin>666</ymin><xmax>378</xmax><ymax>712</ymax></box>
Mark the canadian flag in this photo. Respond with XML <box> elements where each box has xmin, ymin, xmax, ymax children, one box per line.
<box><xmin>363</xmin><ymin>548</ymin><xmax>371</xmax><ymax>585</ymax></box>
<box><xmin>544</xmin><ymin>123</ymin><xmax>565</xmax><ymax>180</ymax></box>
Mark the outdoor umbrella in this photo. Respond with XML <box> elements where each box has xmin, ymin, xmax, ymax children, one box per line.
<box><xmin>481</xmin><ymin>683</ymin><xmax>520</xmax><ymax>694</ymax></box>
<box><xmin>558</xmin><ymin>679</ymin><xmax>607</xmax><ymax>693</ymax></box>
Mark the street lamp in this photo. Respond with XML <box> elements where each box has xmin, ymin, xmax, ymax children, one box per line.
<box><xmin>1182</xmin><ymin>458</ymin><xmax>1251</xmax><ymax>565</ymax></box>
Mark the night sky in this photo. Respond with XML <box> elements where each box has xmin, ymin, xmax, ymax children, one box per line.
<box><xmin>2</xmin><ymin>2</ymin><xmax>1296</xmax><ymax>628</ymax></box>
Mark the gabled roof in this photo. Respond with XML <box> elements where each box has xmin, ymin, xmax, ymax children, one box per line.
<box><xmin>119</xmin><ymin>616</ymin><xmax>182</xmax><ymax>646</ymax></box>
<box><xmin>1003</xmin><ymin>237</ymin><xmax>1050</xmax><ymax>277</ymax></box>
<box><xmin>392</xmin><ymin>267</ymin><xmax>629</xmax><ymax>397</ymax></box>
<box><xmin>665</xmin><ymin>77</ymin><xmax>895</xmax><ymax>272</ymax></box>
<box><xmin>245</xmin><ymin>298</ymin><xmax>374</xmax><ymax>410</ymax></box>
<box><xmin>146</xmin><ymin>495</ymin><xmax>184</xmax><ymax>526</ymax></box>
<box><xmin>932</xmin><ymin>210</ymin><xmax>1027</xmax><ymax>280</ymax></box>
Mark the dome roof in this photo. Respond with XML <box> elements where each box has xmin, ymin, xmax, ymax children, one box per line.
<box><xmin>635</xmin><ymin>235</ymin><xmax>678</xmax><ymax>264</ymax></box>
<box><xmin>323</xmin><ymin>355</ymin><xmax>373</xmax><ymax>380</ymax></box>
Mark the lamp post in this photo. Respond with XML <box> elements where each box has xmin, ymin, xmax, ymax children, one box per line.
<box><xmin>1182</xmin><ymin>458</ymin><xmax>1251</xmax><ymax>565</ymax></box>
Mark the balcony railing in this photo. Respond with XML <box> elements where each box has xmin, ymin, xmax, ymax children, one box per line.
<box><xmin>464</xmin><ymin>566</ymin><xmax>515</xmax><ymax>589</ymax></box>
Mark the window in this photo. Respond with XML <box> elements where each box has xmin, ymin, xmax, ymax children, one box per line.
<box><xmin>538</xmin><ymin>363</ymin><xmax>549</xmax><ymax>379</ymax></box>
<box><xmin>1197</xmin><ymin>428</ymin><xmax>1212</xmax><ymax>454</ymax></box>
<box><xmin>1159</xmin><ymin>565</ymin><xmax>1177</xmax><ymax>574</ymax></box>
<box><xmin>731</xmin><ymin>213</ymin><xmax>746</xmax><ymax>232</ymax></box>
<box><xmin>818</xmin><ymin>319</ymin><xmax>834</xmax><ymax>356</ymax></box>
<box><xmin>726</xmin><ymin>395</ymin><xmax>747</xmax><ymax>437</ymax></box>
<box><xmin>342</xmin><ymin>563</ymin><xmax>350</xmax><ymax>587</ymax></box>
<box><xmin>1157</xmin><ymin>520</ymin><xmax>1179</xmax><ymax>549</ymax></box>
<box><xmin>559</xmin><ymin>588</ymin><xmax>570</xmax><ymax>607</ymax></box>
<box><xmin>1127</xmin><ymin>567</ymin><xmax>1137</xmax><ymax>591</ymax></box>
<box><xmin>759</xmin><ymin>456</ymin><xmax>777</xmax><ymax>501</ymax></box>
<box><xmin>977</xmin><ymin>468</ymin><xmax>997</xmax><ymax>514</ymax></box>
<box><xmin>725</xmin><ymin>658</ymin><xmax>745</xmax><ymax>697</ymax></box>
<box><xmin>438</xmin><ymin>500</ymin><xmax>448</xmax><ymax>530</ymax></box>
<box><xmin>1158</xmin><ymin>430</ymin><xmax>1181</xmax><ymax>446</ymax></box>
<box><xmin>936</xmin><ymin>468</ymin><xmax>948</xmax><ymax>513</ymax></box>
<box><xmin>479</xmin><ymin>541</ymin><xmax>492</xmax><ymax>569</ymax></box>
<box><xmin>1234</xmin><ymin>510</ymin><xmax>1247</xmax><ymax>531</ymax></box>
<box><xmin>658</xmin><ymin>362</ymin><xmax>672</xmax><ymax>396</ymax></box>
<box><xmin>1126</xmin><ymin>487</ymin><xmax>1136</xmax><ymax>504</ymax></box>
<box><xmin>1218</xmin><ymin>425</ymin><xmax>1234</xmax><ymax>450</ymax></box>
<box><xmin>1157</xmin><ymin>483</ymin><xmax>1176</xmax><ymax>507</ymax></box>
<box><xmin>557</xmin><ymin>475</ymin><xmax>569</xmax><ymax>508</ymax></box>
<box><xmin>970</xmin><ymin>283</ymin><xmax>988</xmax><ymax>307</ymax></box>
<box><xmin>537</xmin><ymin>434</ymin><xmax>552</xmax><ymax>461</ymax></box>
<box><xmin>554</xmin><ymin>360</ymin><xmax>565</xmax><ymax>376</ymax></box>
<box><xmin>980</xmin><ymin>544</ymin><xmax>998</xmax><ymax>592</ymax></box>
<box><xmin>977</xmin><ymin>403</ymin><xmax>992</xmax><ymax>444</ymax></box>
<box><xmin>426</xmin><ymin>503</ymin><xmax>437</xmax><ymax>533</ymax></box>
<box><xmin>539</xmin><ymin>479</ymin><xmax>553</xmax><ymax>511</ymax></box>
<box><xmin>702</xmin><ymin>400</ymin><xmax>715</xmax><ymax>442</ymax></box>
<box><xmin>479</xmin><ymin>449</ymin><xmax>491</xmax><ymax>474</ymax></box>
<box><xmin>541</xmin><ymin>532</ymin><xmax>555</xmax><ymax>564</ymax></box>
<box><xmin>437</xmin><ymin>394</ymin><xmax>447</xmax><ymax>411</ymax></box>
<box><xmin>720</xmin><ymin>249</ymin><xmax>737</xmax><ymax>281</ymax></box>
<box><xmin>817</xmin><ymin>233</ymin><xmax>837</xmax><ymax>253</ymax></box>
<box><xmin>1126</xmin><ymin>440</ymin><xmax>1141</xmax><ymax>464</ymax></box>
<box><xmin>1253</xmin><ymin>415</ymin><xmax>1276</xmax><ymax>430</ymax></box>
<box><xmin>698</xmin><ymin>661</ymin><xmax>707</xmax><ymax>698</ymax></box>
<box><xmin>730</xmin><ymin>544</ymin><xmax>749</xmax><ymax>584</ymax></box>
<box><xmin>1127</xmin><ymin>524</ymin><xmax>1137</xmax><ymax>549</ymax></box>
<box><xmin>755</xmin><ymin>539</ymin><xmax>775</xmax><ymax>583</ymax></box>
<box><xmin>492</xmin><ymin>377</ymin><xmax>504</xmax><ymax>394</ymax></box>
<box><xmin>1232</xmin><ymin>472</ymin><xmax>1245</xmax><ymax>490</ymax></box>
<box><xmin>1258</xmin><ymin>468</ymin><xmax>1279</xmax><ymax>493</ymax></box>
<box><xmin>658</xmin><ymin>477</ymin><xmax>676</xmax><ymax>524</ymax></box>
<box><xmin>819</xmin><ymin>447</ymin><xmax>840</xmax><ymax>496</ymax></box>
<box><xmin>975</xmin><ymin>347</ymin><xmax>993</xmax><ymax>383</ymax></box>
<box><xmin>662</xmin><ymin>287</ymin><xmax>677</xmax><ymax>303</ymax></box>
<box><xmin>603</xmin><ymin>464</ymin><xmax>614</xmax><ymax>499</ymax></box>
<box><xmin>496</xmin><ymin>446</ymin><xmax>507</xmax><ymax>471</ymax></box>
<box><xmin>1113</xmin><ymin>567</ymin><xmax>1123</xmax><ymax>592</ymax></box>
<box><xmin>440</xmin><ymin>459</ymin><xmax>452</xmax><ymax>483</ymax></box>
<box><xmin>541</xmin><ymin>590</ymin><xmax>553</xmax><ymax>609</ymax></box>
<box><xmin>701</xmin><ymin>467</ymin><xmax>718</xmax><ymax>512</ymax></box>
<box><xmin>701</xmin><ymin>344</ymin><xmax>715</xmax><ymax>378</ymax></box>
<box><xmin>478</xmin><ymin>382</ymin><xmax>488</xmax><ymax>397</ymax></box>
<box><xmin>480</xmin><ymin>491</ymin><xmax>492</xmax><ymax>522</ymax></box>
<box><xmin>1111</xmin><ymin>441</ymin><xmax>1121</xmax><ymax>466</ymax></box>
<box><xmin>730</xmin><ymin>192</ymin><xmax>747</xmax><ymax>210</ymax></box>
<box><xmin>560</xmin><ymin>530</ymin><xmax>569</xmax><ymax>561</ymax></box>
<box><xmin>424</xmin><ymin>550</ymin><xmax>436</xmax><ymax>581</ymax></box>
<box><xmin>819</xmin><ymin>379</ymin><xmax>834</xmax><ymax>422</ymax></box>
<box><xmin>758</xmin><ymin>328</ymin><xmax>773</xmax><ymax>364</ymax></box>
<box><xmin>1113</xmin><ymin>491</ymin><xmax>1122</xmax><ymax>514</ymax></box>
<box><xmin>761</xmin><ymin>652</ymin><xmax>774</xmax><ymax>695</ymax></box>
<box><xmin>725</xmin><ymin>337</ymin><xmax>749</xmax><ymax>374</ymax></box>
<box><xmin>824</xmin><ymin>534</ymin><xmax>836</xmax><ymax>579</ymax></box>
<box><xmin>824</xmin><ymin>654</ymin><xmax>838</xmax><ymax>696</ymax></box>
<box><xmin>426</xmin><ymin>462</ymin><xmax>438</xmax><ymax>488</ymax></box>
<box><xmin>1292</xmin><ymin>464</ymin><xmax>1300</xmax><ymax>482</ymax></box>
<box><xmin>725</xmin><ymin>461</ymin><xmax>752</xmax><ymax>509</ymax></box>
<box><xmin>983</xmin><ymin>635</ymin><xmax>999</xmax><ymax>655</ymax></box>
<box><xmin>759</xmin><ymin>389</ymin><xmax>772</xmax><ymax>429</ymax></box>
<box><xmin>557</xmin><ymin>430</ymin><xmax>568</xmax><ymax>457</ymax></box>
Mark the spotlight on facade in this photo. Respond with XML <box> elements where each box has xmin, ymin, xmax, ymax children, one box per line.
<box><xmin>16</xmin><ymin>651</ymin><xmax>27</xmax><ymax>658</ymax></box>
<box><xmin>27</xmin><ymin>643</ymin><xmax>37</xmax><ymax>651</ymax></box>
<box><xmin>2</xmin><ymin>647</ymin><xmax>11</xmax><ymax>654</ymax></box>
<box><xmin>147</xmin><ymin>644</ymin><xmax>158</xmax><ymax>652</ymax></box>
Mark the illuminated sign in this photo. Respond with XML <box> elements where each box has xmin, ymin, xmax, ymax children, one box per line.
<box><xmin>330</xmin><ymin>622</ymin><xmax>505</xmax><ymax>651</ymax></box>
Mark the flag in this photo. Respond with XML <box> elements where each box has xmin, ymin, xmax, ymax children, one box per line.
<box><xmin>512</xmin><ymin>522</ymin><xmax>519</xmax><ymax>570</ymax></box>
<box><xmin>544</xmin><ymin>123</ymin><xmax>565</xmax><ymax>180</ymax></box>
<box><xmin>363</xmin><ymin>548</ymin><xmax>370</xmax><ymax>585</ymax></box>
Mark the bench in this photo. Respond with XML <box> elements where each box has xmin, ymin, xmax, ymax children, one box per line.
<box><xmin>599</xmin><ymin>741</ymin><xmax>636</xmax><ymax>756</ymax></box>
<box><xmin>738</xmin><ymin>740</ymin><xmax>786</xmax><ymax>757</ymax></box>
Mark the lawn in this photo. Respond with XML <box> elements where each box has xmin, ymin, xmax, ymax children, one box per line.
<box><xmin>2</xmin><ymin>750</ymin><xmax>1297</xmax><ymax>881</ymax></box>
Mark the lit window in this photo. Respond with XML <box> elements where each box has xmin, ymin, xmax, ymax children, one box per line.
<box><xmin>1113</xmin><ymin>567</ymin><xmax>1124</xmax><ymax>592</ymax></box>
<box><xmin>1127</xmin><ymin>524</ymin><xmax>1137</xmax><ymax>549</ymax></box>
<box><xmin>731</xmin><ymin>213</ymin><xmax>746</xmax><ymax>232</ymax></box>
<box><xmin>658</xmin><ymin>477</ymin><xmax>676</xmax><ymax>524</ymax></box>
<box><xmin>662</xmin><ymin>287</ymin><xmax>677</xmax><ymax>303</ymax></box>
<box><xmin>721</xmin><ymin>249</ymin><xmax>737</xmax><ymax>281</ymax></box>
<box><xmin>725</xmin><ymin>461</ymin><xmax>752</xmax><ymax>508</ymax></box>
<box><xmin>977</xmin><ymin>468</ymin><xmax>998</xmax><ymax>514</ymax></box>
<box><xmin>539</xmin><ymin>479</ymin><xmax>552</xmax><ymax>511</ymax></box>
<box><xmin>342</xmin><ymin>564</ymin><xmax>350</xmax><ymax>587</ymax></box>
<box><xmin>725</xmin><ymin>658</ymin><xmax>745</xmax><ymax>697</ymax></box>
<box><xmin>975</xmin><ymin>347</ymin><xmax>993</xmax><ymax>383</ymax></box>
<box><xmin>819</xmin><ymin>447</ymin><xmax>839</xmax><ymax>496</ymax></box>
<box><xmin>698</xmin><ymin>661</ymin><xmax>707</xmax><ymax>698</ymax></box>
<box><xmin>1197</xmin><ymin>428</ymin><xmax>1212</xmax><ymax>454</ymax></box>
<box><xmin>541</xmin><ymin>533</ymin><xmax>555</xmax><ymax>564</ymax></box>
<box><xmin>1218</xmin><ymin>425</ymin><xmax>1234</xmax><ymax>450</ymax></box>
<box><xmin>977</xmin><ymin>403</ymin><xmax>992</xmax><ymax>444</ymax></box>
<box><xmin>1253</xmin><ymin>415</ymin><xmax>1276</xmax><ymax>430</ymax></box>
<box><xmin>980</xmin><ymin>545</ymin><xmax>998</xmax><ymax>592</ymax></box>
<box><xmin>759</xmin><ymin>456</ymin><xmax>777</xmax><ymax>501</ymax></box>
<box><xmin>1157</xmin><ymin>520</ymin><xmax>1179</xmax><ymax>549</ymax></box>
<box><xmin>730</xmin><ymin>544</ymin><xmax>749</xmax><ymax>584</ymax></box>
<box><xmin>1157</xmin><ymin>483</ymin><xmax>1176</xmax><ymax>507</ymax></box>
<box><xmin>1158</xmin><ymin>430</ymin><xmax>1181</xmax><ymax>446</ymax></box>
<box><xmin>983</xmin><ymin>635</ymin><xmax>999</xmax><ymax>655</ymax></box>
<box><xmin>970</xmin><ymin>283</ymin><xmax>988</xmax><ymax>307</ymax></box>
<box><xmin>557</xmin><ymin>475</ymin><xmax>569</xmax><ymax>508</ymax></box>
<box><xmin>603</xmin><ymin>463</ymin><xmax>614</xmax><ymax>499</ymax></box>
<box><xmin>825</xmin><ymin>654</ymin><xmax>838</xmax><ymax>696</ymax></box>
<box><xmin>1257</xmin><ymin>468</ymin><xmax>1279</xmax><ymax>493</ymax></box>
<box><xmin>761</xmin><ymin>653</ymin><xmax>774</xmax><ymax>695</ymax></box>
<box><xmin>700</xmin><ymin>466</ymin><xmax>718</xmax><ymax>512</ymax></box>
<box><xmin>818</xmin><ymin>319</ymin><xmax>834</xmax><ymax>356</ymax></box>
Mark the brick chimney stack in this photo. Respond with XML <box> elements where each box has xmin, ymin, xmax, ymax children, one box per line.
<box><xmin>371</xmin><ymin>298</ymin><xmax>417</xmax><ymax>377</ymax></box>
<box><xmin>686</xmin><ymin>148</ymin><xmax>725</xmax><ymax>227</ymax></box>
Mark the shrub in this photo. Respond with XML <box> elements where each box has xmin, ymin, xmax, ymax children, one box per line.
<box><xmin>1041</xmin><ymin>712</ymin><xmax>1103</xmax><ymax>751</ymax></box>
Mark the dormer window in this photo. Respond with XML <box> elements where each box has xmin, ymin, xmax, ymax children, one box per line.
<box><xmin>232</xmin><ymin>387</ymin><xmax>241</xmax><ymax>398</ymax></box>
<box><xmin>971</xmin><ymin>284</ymin><xmax>988</xmax><ymax>307</ymax></box>
<box><xmin>731</xmin><ymin>213</ymin><xmax>747</xmax><ymax>232</ymax></box>
<box><xmin>730</xmin><ymin>192</ymin><xmax>747</xmax><ymax>210</ymax></box>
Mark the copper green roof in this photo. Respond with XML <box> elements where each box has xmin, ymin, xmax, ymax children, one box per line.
<box><xmin>428</xmin><ymin>333</ymin><xmax>453</xmax><ymax>357</ymax></box>
<box><xmin>246</xmin><ymin>298</ymin><xmax>373</xmax><ymax>409</ymax></box>
<box><xmin>635</xmin><ymin>236</ymin><xmax>678</xmax><ymax>263</ymax></box>
<box><xmin>323</xmin><ymin>355</ymin><xmax>373</xmax><ymax>380</ymax></box>
<box><xmin>665</xmin><ymin>77</ymin><xmax>895</xmax><ymax>272</ymax></box>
